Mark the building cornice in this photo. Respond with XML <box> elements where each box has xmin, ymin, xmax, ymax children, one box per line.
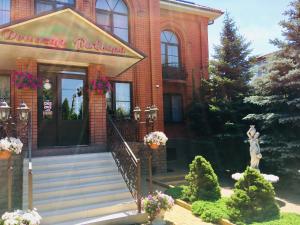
<box><xmin>160</xmin><ymin>0</ymin><xmax>223</xmax><ymax>21</ymax></box>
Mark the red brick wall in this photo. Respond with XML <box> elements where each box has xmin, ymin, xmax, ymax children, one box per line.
<box><xmin>14</xmin><ymin>58</ymin><xmax>38</xmax><ymax>150</ymax></box>
<box><xmin>88</xmin><ymin>64</ymin><xmax>107</xmax><ymax>146</ymax></box>
<box><xmin>8</xmin><ymin>0</ymin><xmax>210</xmax><ymax>144</ymax></box>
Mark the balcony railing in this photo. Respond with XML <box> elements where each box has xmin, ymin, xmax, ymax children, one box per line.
<box><xmin>162</xmin><ymin>65</ymin><xmax>188</xmax><ymax>80</ymax></box>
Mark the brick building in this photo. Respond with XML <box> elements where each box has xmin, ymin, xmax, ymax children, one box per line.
<box><xmin>0</xmin><ymin>0</ymin><xmax>222</xmax><ymax>156</ymax></box>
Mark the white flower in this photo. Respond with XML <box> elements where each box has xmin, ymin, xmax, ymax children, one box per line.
<box><xmin>1</xmin><ymin>209</ymin><xmax>41</xmax><ymax>225</ymax></box>
<box><xmin>0</xmin><ymin>138</ymin><xmax>11</xmax><ymax>151</ymax></box>
<box><xmin>0</xmin><ymin>137</ymin><xmax>23</xmax><ymax>154</ymax></box>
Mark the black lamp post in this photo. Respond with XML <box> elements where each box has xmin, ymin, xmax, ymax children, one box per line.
<box><xmin>133</xmin><ymin>105</ymin><xmax>159</xmax><ymax>193</ymax></box>
<box><xmin>0</xmin><ymin>99</ymin><xmax>31</xmax><ymax>210</ymax></box>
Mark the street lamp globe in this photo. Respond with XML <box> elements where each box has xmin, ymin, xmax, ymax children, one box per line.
<box><xmin>0</xmin><ymin>99</ymin><xmax>11</xmax><ymax>122</ymax></box>
<box><xmin>17</xmin><ymin>101</ymin><xmax>30</xmax><ymax>122</ymax></box>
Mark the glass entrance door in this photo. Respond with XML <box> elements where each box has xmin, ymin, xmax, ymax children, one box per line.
<box><xmin>38</xmin><ymin>65</ymin><xmax>88</xmax><ymax>147</ymax></box>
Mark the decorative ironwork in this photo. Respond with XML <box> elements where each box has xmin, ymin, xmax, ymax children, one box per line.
<box><xmin>110</xmin><ymin>118</ymin><xmax>138</xmax><ymax>142</ymax></box>
<box><xmin>162</xmin><ymin>65</ymin><xmax>188</xmax><ymax>80</ymax></box>
<box><xmin>107</xmin><ymin>116</ymin><xmax>142</xmax><ymax>213</ymax></box>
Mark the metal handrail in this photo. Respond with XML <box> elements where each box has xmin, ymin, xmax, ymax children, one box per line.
<box><xmin>107</xmin><ymin>116</ymin><xmax>142</xmax><ymax>213</ymax></box>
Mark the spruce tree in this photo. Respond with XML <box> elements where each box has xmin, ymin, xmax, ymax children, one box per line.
<box><xmin>188</xmin><ymin>13</ymin><xmax>253</xmax><ymax>136</ymax></box>
<box><xmin>211</xmin><ymin>12</ymin><xmax>253</xmax><ymax>101</ymax></box>
<box><xmin>244</xmin><ymin>0</ymin><xmax>300</xmax><ymax>182</ymax></box>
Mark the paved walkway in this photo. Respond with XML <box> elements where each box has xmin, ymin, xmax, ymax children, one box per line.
<box><xmin>164</xmin><ymin>204</ymin><xmax>212</xmax><ymax>225</ymax></box>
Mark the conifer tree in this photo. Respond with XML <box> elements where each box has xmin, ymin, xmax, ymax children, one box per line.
<box><xmin>188</xmin><ymin>13</ymin><xmax>253</xmax><ymax>136</ymax></box>
<box><xmin>244</xmin><ymin>0</ymin><xmax>300</xmax><ymax>181</ymax></box>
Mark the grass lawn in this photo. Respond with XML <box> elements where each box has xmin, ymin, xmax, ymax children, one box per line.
<box><xmin>251</xmin><ymin>213</ymin><xmax>300</xmax><ymax>225</ymax></box>
<box><xmin>165</xmin><ymin>186</ymin><xmax>300</xmax><ymax>225</ymax></box>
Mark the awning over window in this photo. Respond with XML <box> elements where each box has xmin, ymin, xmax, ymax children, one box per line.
<box><xmin>0</xmin><ymin>8</ymin><xmax>145</xmax><ymax>77</ymax></box>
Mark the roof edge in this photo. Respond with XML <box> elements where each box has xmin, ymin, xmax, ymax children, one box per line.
<box><xmin>160</xmin><ymin>0</ymin><xmax>223</xmax><ymax>20</ymax></box>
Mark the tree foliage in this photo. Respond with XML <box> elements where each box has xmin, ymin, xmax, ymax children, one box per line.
<box><xmin>188</xmin><ymin>13</ymin><xmax>253</xmax><ymax>136</ymax></box>
<box><xmin>244</xmin><ymin>0</ymin><xmax>300</xmax><ymax>181</ymax></box>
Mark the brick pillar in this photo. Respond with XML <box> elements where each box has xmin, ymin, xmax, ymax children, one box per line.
<box><xmin>15</xmin><ymin>58</ymin><xmax>38</xmax><ymax>150</ymax></box>
<box><xmin>88</xmin><ymin>64</ymin><xmax>106</xmax><ymax>148</ymax></box>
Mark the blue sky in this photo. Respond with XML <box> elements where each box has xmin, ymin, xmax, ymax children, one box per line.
<box><xmin>193</xmin><ymin>0</ymin><xmax>291</xmax><ymax>57</ymax></box>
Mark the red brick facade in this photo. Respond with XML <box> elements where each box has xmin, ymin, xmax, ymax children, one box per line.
<box><xmin>1</xmin><ymin>0</ymin><xmax>222</xmax><ymax>150</ymax></box>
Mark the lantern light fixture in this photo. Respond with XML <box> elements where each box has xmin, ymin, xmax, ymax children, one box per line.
<box><xmin>150</xmin><ymin>105</ymin><xmax>158</xmax><ymax>121</ymax></box>
<box><xmin>0</xmin><ymin>99</ymin><xmax>11</xmax><ymax>122</ymax></box>
<box><xmin>133</xmin><ymin>106</ymin><xmax>141</xmax><ymax>121</ymax></box>
<box><xmin>17</xmin><ymin>101</ymin><xmax>30</xmax><ymax>122</ymax></box>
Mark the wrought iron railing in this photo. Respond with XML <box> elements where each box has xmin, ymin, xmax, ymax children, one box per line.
<box><xmin>107</xmin><ymin>116</ymin><xmax>142</xmax><ymax>213</ymax></box>
<box><xmin>162</xmin><ymin>65</ymin><xmax>188</xmax><ymax>80</ymax></box>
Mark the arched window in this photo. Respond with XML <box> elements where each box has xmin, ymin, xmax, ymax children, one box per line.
<box><xmin>161</xmin><ymin>30</ymin><xmax>180</xmax><ymax>68</ymax></box>
<box><xmin>0</xmin><ymin>0</ymin><xmax>10</xmax><ymax>25</ymax></box>
<box><xmin>96</xmin><ymin>0</ymin><xmax>129</xmax><ymax>42</ymax></box>
<box><xmin>35</xmin><ymin>0</ymin><xmax>75</xmax><ymax>15</ymax></box>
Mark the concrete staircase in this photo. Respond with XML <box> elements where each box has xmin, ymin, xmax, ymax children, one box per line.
<box><xmin>22</xmin><ymin>153</ymin><xmax>147</xmax><ymax>225</ymax></box>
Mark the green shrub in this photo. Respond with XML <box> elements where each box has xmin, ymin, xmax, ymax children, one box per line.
<box><xmin>192</xmin><ymin>198</ymin><xmax>229</xmax><ymax>223</ymax></box>
<box><xmin>184</xmin><ymin>155</ymin><xmax>221</xmax><ymax>201</ymax></box>
<box><xmin>164</xmin><ymin>186</ymin><xmax>184</xmax><ymax>199</ymax></box>
<box><xmin>251</xmin><ymin>213</ymin><xmax>300</xmax><ymax>225</ymax></box>
<box><xmin>227</xmin><ymin>167</ymin><xmax>280</xmax><ymax>225</ymax></box>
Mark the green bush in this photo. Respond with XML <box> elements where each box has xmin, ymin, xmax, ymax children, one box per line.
<box><xmin>164</xmin><ymin>186</ymin><xmax>184</xmax><ymax>200</ymax></box>
<box><xmin>251</xmin><ymin>213</ymin><xmax>300</xmax><ymax>225</ymax></box>
<box><xmin>184</xmin><ymin>155</ymin><xmax>221</xmax><ymax>201</ymax></box>
<box><xmin>227</xmin><ymin>167</ymin><xmax>280</xmax><ymax>225</ymax></box>
<box><xmin>192</xmin><ymin>198</ymin><xmax>229</xmax><ymax>223</ymax></box>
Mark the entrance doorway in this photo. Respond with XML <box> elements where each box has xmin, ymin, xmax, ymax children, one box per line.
<box><xmin>38</xmin><ymin>65</ymin><xmax>88</xmax><ymax>147</ymax></box>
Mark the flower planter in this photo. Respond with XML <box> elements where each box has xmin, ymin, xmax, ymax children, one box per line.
<box><xmin>150</xmin><ymin>143</ymin><xmax>160</xmax><ymax>150</ymax></box>
<box><xmin>0</xmin><ymin>150</ymin><xmax>12</xmax><ymax>160</ymax></box>
<box><xmin>151</xmin><ymin>210</ymin><xmax>166</xmax><ymax>225</ymax></box>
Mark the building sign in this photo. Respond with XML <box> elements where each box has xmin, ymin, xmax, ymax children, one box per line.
<box><xmin>1</xmin><ymin>29</ymin><xmax>126</xmax><ymax>55</ymax></box>
<box><xmin>43</xmin><ymin>100</ymin><xmax>53</xmax><ymax>118</ymax></box>
<box><xmin>0</xmin><ymin>9</ymin><xmax>131</xmax><ymax>56</ymax></box>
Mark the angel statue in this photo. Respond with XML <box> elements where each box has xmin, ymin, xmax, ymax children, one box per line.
<box><xmin>247</xmin><ymin>125</ymin><xmax>262</xmax><ymax>171</ymax></box>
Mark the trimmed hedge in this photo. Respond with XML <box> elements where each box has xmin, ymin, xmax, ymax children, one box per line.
<box><xmin>192</xmin><ymin>198</ymin><xmax>229</xmax><ymax>223</ymax></box>
<box><xmin>227</xmin><ymin>167</ymin><xmax>280</xmax><ymax>225</ymax></box>
<box><xmin>184</xmin><ymin>155</ymin><xmax>221</xmax><ymax>201</ymax></box>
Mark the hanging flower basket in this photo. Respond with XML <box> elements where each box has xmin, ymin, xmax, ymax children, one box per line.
<box><xmin>149</xmin><ymin>143</ymin><xmax>160</xmax><ymax>150</ymax></box>
<box><xmin>0</xmin><ymin>137</ymin><xmax>23</xmax><ymax>159</ymax></box>
<box><xmin>0</xmin><ymin>150</ymin><xmax>11</xmax><ymax>160</ymax></box>
<box><xmin>144</xmin><ymin>131</ymin><xmax>168</xmax><ymax>150</ymax></box>
<box><xmin>89</xmin><ymin>76</ymin><xmax>111</xmax><ymax>95</ymax></box>
<box><xmin>12</xmin><ymin>71</ymin><xmax>42</xmax><ymax>90</ymax></box>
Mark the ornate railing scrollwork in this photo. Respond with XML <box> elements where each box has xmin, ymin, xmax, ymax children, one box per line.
<box><xmin>107</xmin><ymin>116</ymin><xmax>142</xmax><ymax>213</ymax></box>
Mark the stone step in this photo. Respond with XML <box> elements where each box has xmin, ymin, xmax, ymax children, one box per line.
<box><xmin>23</xmin><ymin>172</ymin><xmax>122</xmax><ymax>189</ymax></box>
<box><xmin>24</xmin><ymin>179</ymin><xmax>127</xmax><ymax>201</ymax></box>
<box><xmin>41</xmin><ymin>199</ymin><xmax>137</xmax><ymax>225</ymax></box>
<box><xmin>30</xmin><ymin>166</ymin><xmax>119</xmax><ymax>179</ymax></box>
<box><xmin>32</xmin><ymin>189</ymin><xmax>132</xmax><ymax>211</ymax></box>
<box><xmin>24</xmin><ymin>153</ymin><xmax>113</xmax><ymax>164</ymax></box>
<box><xmin>57</xmin><ymin>210</ymin><xmax>148</xmax><ymax>225</ymax></box>
<box><xmin>23</xmin><ymin>158</ymin><xmax>115</xmax><ymax>170</ymax></box>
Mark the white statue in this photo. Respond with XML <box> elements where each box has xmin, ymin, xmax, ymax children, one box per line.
<box><xmin>247</xmin><ymin>125</ymin><xmax>262</xmax><ymax>170</ymax></box>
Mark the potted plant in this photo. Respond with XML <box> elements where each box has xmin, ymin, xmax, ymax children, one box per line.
<box><xmin>142</xmin><ymin>191</ymin><xmax>174</xmax><ymax>225</ymax></box>
<box><xmin>13</xmin><ymin>71</ymin><xmax>42</xmax><ymax>90</ymax></box>
<box><xmin>144</xmin><ymin>131</ymin><xmax>168</xmax><ymax>150</ymax></box>
<box><xmin>0</xmin><ymin>137</ymin><xmax>23</xmax><ymax>160</ymax></box>
<box><xmin>1</xmin><ymin>209</ymin><xmax>42</xmax><ymax>225</ymax></box>
<box><xmin>89</xmin><ymin>76</ymin><xmax>111</xmax><ymax>95</ymax></box>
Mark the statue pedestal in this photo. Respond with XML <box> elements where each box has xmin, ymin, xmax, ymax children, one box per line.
<box><xmin>232</xmin><ymin>172</ymin><xmax>279</xmax><ymax>183</ymax></box>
